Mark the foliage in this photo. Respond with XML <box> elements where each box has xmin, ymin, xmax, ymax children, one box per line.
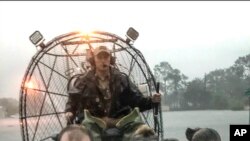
<box><xmin>183</xmin><ymin>78</ymin><xmax>212</xmax><ymax>109</ymax></box>
<box><xmin>0</xmin><ymin>98</ymin><xmax>19</xmax><ymax>117</ymax></box>
<box><xmin>154</xmin><ymin>53</ymin><xmax>250</xmax><ymax>110</ymax></box>
<box><xmin>154</xmin><ymin>61</ymin><xmax>188</xmax><ymax>109</ymax></box>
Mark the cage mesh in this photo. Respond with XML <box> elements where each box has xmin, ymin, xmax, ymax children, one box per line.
<box><xmin>20</xmin><ymin>31</ymin><xmax>163</xmax><ymax>141</ymax></box>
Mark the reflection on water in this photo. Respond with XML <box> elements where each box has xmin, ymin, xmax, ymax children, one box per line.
<box><xmin>0</xmin><ymin>117</ymin><xmax>21</xmax><ymax>140</ymax></box>
<box><xmin>0</xmin><ymin>110</ymin><xmax>248</xmax><ymax>141</ymax></box>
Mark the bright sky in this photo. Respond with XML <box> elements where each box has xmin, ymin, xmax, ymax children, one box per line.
<box><xmin>1</xmin><ymin>1</ymin><xmax>250</xmax><ymax>99</ymax></box>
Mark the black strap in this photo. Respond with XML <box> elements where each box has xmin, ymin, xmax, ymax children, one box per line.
<box><xmin>154</xmin><ymin>82</ymin><xmax>160</xmax><ymax>132</ymax></box>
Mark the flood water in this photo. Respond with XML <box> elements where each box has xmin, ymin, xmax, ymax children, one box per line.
<box><xmin>163</xmin><ymin>110</ymin><xmax>249</xmax><ymax>141</ymax></box>
<box><xmin>0</xmin><ymin>110</ymin><xmax>248</xmax><ymax>141</ymax></box>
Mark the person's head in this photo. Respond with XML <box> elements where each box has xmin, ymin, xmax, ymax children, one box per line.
<box><xmin>58</xmin><ymin>125</ymin><xmax>92</xmax><ymax>141</ymax></box>
<box><xmin>185</xmin><ymin>127</ymin><xmax>221</xmax><ymax>141</ymax></box>
<box><xmin>93</xmin><ymin>46</ymin><xmax>111</xmax><ymax>72</ymax></box>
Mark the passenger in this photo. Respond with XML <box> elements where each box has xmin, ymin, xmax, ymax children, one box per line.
<box><xmin>65</xmin><ymin>45</ymin><xmax>161</xmax><ymax>141</ymax></box>
<box><xmin>185</xmin><ymin>127</ymin><xmax>221</xmax><ymax>141</ymax></box>
<box><xmin>58</xmin><ymin>125</ymin><xmax>93</xmax><ymax>141</ymax></box>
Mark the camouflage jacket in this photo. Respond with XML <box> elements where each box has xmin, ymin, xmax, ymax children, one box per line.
<box><xmin>65</xmin><ymin>68</ymin><xmax>153</xmax><ymax>120</ymax></box>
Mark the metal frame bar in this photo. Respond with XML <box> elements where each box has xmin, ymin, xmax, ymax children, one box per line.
<box><xmin>20</xmin><ymin>31</ymin><xmax>164</xmax><ymax>141</ymax></box>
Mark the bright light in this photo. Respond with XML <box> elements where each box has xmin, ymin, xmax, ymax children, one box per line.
<box><xmin>25</xmin><ymin>81</ymin><xmax>34</xmax><ymax>89</ymax></box>
<box><xmin>74</xmin><ymin>29</ymin><xmax>115</xmax><ymax>54</ymax></box>
<box><xmin>77</xmin><ymin>29</ymin><xmax>95</xmax><ymax>39</ymax></box>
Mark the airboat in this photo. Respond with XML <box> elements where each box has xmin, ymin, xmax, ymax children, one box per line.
<box><xmin>19</xmin><ymin>28</ymin><xmax>164</xmax><ymax>141</ymax></box>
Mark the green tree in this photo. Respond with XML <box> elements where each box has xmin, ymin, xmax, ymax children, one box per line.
<box><xmin>0</xmin><ymin>98</ymin><xmax>19</xmax><ymax>117</ymax></box>
<box><xmin>154</xmin><ymin>61</ymin><xmax>173</xmax><ymax>105</ymax></box>
<box><xmin>205</xmin><ymin>55</ymin><xmax>250</xmax><ymax>110</ymax></box>
<box><xmin>233</xmin><ymin>54</ymin><xmax>250</xmax><ymax>79</ymax></box>
<box><xmin>184</xmin><ymin>78</ymin><xmax>211</xmax><ymax>109</ymax></box>
<box><xmin>154</xmin><ymin>61</ymin><xmax>188</xmax><ymax>109</ymax></box>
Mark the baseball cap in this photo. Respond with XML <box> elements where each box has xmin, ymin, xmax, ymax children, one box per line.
<box><xmin>93</xmin><ymin>46</ymin><xmax>111</xmax><ymax>56</ymax></box>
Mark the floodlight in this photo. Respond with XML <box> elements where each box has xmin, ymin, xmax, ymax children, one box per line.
<box><xmin>29</xmin><ymin>31</ymin><xmax>45</xmax><ymax>48</ymax></box>
<box><xmin>126</xmin><ymin>27</ymin><xmax>139</xmax><ymax>44</ymax></box>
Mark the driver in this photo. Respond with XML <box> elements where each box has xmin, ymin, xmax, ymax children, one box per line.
<box><xmin>65</xmin><ymin>45</ymin><xmax>161</xmax><ymax>141</ymax></box>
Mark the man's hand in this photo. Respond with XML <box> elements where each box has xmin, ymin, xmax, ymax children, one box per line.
<box><xmin>151</xmin><ymin>93</ymin><xmax>161</xmax><ymax>103</ymax></box>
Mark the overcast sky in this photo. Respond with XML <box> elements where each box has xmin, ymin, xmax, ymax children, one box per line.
<box><xmin>1</xmin><ymin>1</ymin><xmax>250</xmax><ymax>99</ymax></box>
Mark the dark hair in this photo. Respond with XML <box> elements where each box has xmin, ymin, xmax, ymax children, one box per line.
<box><xmin>57</xmin><ymin>125</ymin><xmax>93</xmax><ymax>141</ymax></box>
<box><xmin>185</xmin><ymin>127</ymin><xmax>221</xmax><ymax>141</ymax></box>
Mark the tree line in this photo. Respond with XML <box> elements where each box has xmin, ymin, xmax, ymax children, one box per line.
<box><xmin>154</xmin><ymin>54</ymin><xmax>250</xmax><ymax>110</ymax></box>
<box><xmin>0</xmin><ymin>98</ymin><xmax>18</xmax><ymax>117</ymax></box>
<box><xmin>1</xmin><ymin>54</ymin><xmax>249</xmax><ymax>117</ymax></box>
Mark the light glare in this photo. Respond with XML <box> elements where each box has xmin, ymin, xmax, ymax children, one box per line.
<box><xmin>25</xmin><ymin>81</ymin><xmax>34</xmax><ymax>89</ymax></box>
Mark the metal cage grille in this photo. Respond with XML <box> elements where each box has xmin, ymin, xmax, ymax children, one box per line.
<box><xmin>19</xmin><ymin>31</ymin><xmax>163</xmax><ymax>141</ymax></box>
